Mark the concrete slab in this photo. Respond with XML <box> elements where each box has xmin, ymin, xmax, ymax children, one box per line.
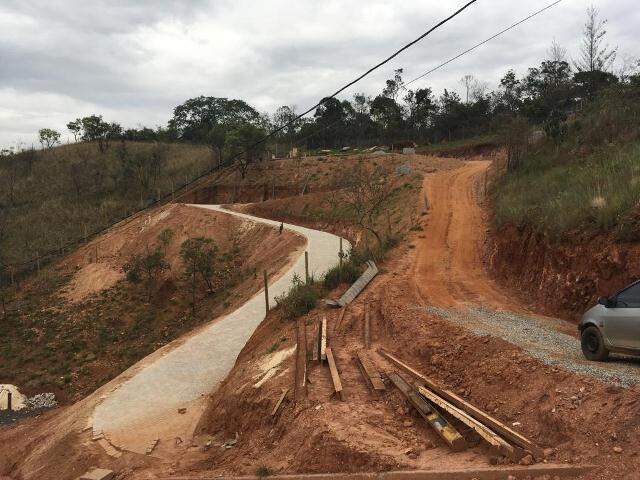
<box><xmin>91</xmin><ymin>205</ymin><xmax>349</xmax><ymax>454</ymax></box>
<box><xmin>78</xmin><ymin>468</ymin><xmax>114</xmax><ymax>480</ymax></box>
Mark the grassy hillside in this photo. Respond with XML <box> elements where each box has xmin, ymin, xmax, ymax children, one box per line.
<box><xmin>0</xmin><ymin>141</ymin><xmax>211</xmax><ymax>269</ymax></box>
<box><xmin>492</xmin><ymin>85</ymin><xmax>640</xmax><ymax>241</ymax></box>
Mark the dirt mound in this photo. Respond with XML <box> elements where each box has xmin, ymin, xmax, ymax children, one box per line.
<box><xmin>62</xmin><ymin>263</ymin><xmax>122</xmax><ymax>303</ymax></box>
<box><xmin>423</xmin><ymin>142</ymin><xmax>499</xmax><ymax>158</ymax></box>
<box><xmin>61</xmin><ymin>202</ymin><xmax>304</xmax><ymax>302</ymax></box>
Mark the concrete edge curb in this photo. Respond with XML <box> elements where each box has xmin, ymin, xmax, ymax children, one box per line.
<box><xmin>160</xmin><ymin>463</ymin><xmax>594</xmax><ymax>480</ymax></box>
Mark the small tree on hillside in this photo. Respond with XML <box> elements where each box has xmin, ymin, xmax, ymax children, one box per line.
<box><xmin>38</xmin><ymin>128</ymin><xmax>61</xmax><ymax>149</ymax></box>
<box><xmin>123</xmin><ymin>245</ymin><xmax>170</xmax><ymax>301</ymax></box>
<box><xmin>180</xmin><ymin>237</ymin><xmax>220</xmax><ymax>314</ymax></box>
<box><xmin>67</xmin><ymin>119</ymin><xmax>83</xmax><ymax>142</ymax></box>
<box><xmin>339</xmin><ymin>160</ymin><xmax>400</xmax><ymax>248</ymax></box>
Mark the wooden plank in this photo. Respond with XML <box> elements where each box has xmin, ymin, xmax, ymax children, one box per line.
<box><xmin>325</xmin><ymin>348</ymin><xmax>344</xmax><ymax>401</ymax></box>
<box><xmin>336</xmin><ymin>261</ymin><xmax>378</xmax><ymax>307</ymax></box>
<box><xmin>363</xmin><ymin>303</ymin><xmax>371</xmax><ymax>349</ymax></box>
<box><xmin>315</xmin><ymin>320</ymin><xmax>322</xmax><ymax>363</ymax></box>
<box><xmin>357</xmin><ymin>350</ymin><xmax>385</xmax><ymax>391</ymax></box>
<box><xmin>416</xmin><ymin>385</ymin><xmax>523</xmax><ymax>461</ymax></box>
<box><xmin>294</xmin><ymin>320</ymin><xmax>307</xmax><ymax>403</ymax></box>
<box><xmin>388</xmin><ymin>372</ymin><xmax>466</xmax><ymax>452</ymax></box>
<box><xmin>333</xmin><ymin>305</ymin><xmax>348</xmax><ymax>334</ymax></box>
<box><xmin>320</xmin><ymin>317</ymin><xmax>327</xmax><ymax>361</ymax></box>
<box><xmin>271</xmin><ymin>388</ymin><xmax>289</xmax><ymax>416</ymax></box>
<box><xmin>378</xmin><ymin>349</ymin><xmax>544</xmax><ymax>459</ymax></box>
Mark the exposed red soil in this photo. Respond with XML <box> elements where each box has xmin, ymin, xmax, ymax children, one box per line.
<box><xmin>489</xmin><ymin>224</ymin><xmax>640</xmax><ymax>321</ymax></box>
<box><xmin>4</xmin><ymin>155</ymin><xmax>640</xmax><ymax>480</ymax></box>
<box><xmin>0</xmin><ymin>203</ymin><xmax>305</xmax><ymax>480</ymax></box>
<box><xmin>162</xmin><ymin>159</ymin><xmax>640</xmax><ymax>480</ymax></box>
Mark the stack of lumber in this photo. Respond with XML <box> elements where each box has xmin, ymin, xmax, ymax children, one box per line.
<box><xmin>380</xmin><ymin>348</ymin><xmax>543</xmax><ymax>461</ymax></box>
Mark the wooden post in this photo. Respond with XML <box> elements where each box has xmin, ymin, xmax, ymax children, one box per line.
<box><xmin>6</xmin><ymin>391</ymin><xmax>11</xmax><ymax>411</ymax></box>
<box><xmin>263</xmin><ymin>270</ymin><xmax>269</xmax><ymax>311</ymax></box>
<box><xmin>317</xmin><ymin>320</ymin><xmax>323</xmax><ymax>365</ymax></box>
<box><xmin>339</xmin><ymin>237</ymin><xmax>343</xmax><ymax>268</ymax></box>
<box><xmin>304</xmin><ymin>251</ymin><xmax>309</xmax><ymax>284</ymax></box>
<box><xmin>364</xmin><ymin>302</ymin><xmax>371</xmax><ymax>349</ymax></box>
<box><xmin>320</xmin><ymin>316</ymin><xmax>327</xmax><ymax>362</ymax></box>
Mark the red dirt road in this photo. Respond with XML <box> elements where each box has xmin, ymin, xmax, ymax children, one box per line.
<box><xmin>412</xmin><ymin>160</ymin><xmax>523</xmax><ymax>311</ymax></box>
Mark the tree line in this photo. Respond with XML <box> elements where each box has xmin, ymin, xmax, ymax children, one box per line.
<box><xmin>16</xmin><ymin>7</ymin><xmax>633</xmax><ymax>173</ymax></box>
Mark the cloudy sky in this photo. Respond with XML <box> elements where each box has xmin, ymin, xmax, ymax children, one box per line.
<box><xmin>1</xmin><ymin>0</ymin><xmax>638</xmax><ymax>148</ymax></box>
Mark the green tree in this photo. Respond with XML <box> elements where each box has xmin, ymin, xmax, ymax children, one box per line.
<box><xmin>180</xmin><ymin>237</ymin><xmax>220</xmax><ymax>314</ymax></box>
<box><xmin>225</xmin><ymin>123</ymin><xmax>267</xmax><ymax>178</ymax></box>
<box><xmin>169</xmin><ymin>96</ymin><xmax>260</xmax><ymax>142</ymax></box>
<box><xmin>38</xmin><ymin>128</ymin><xmax>61</xmax><ymax>149</ymax></box>
<box><xmin>66</xmin><ymin>119</ymin><xmax>83</xmax><ymax>142</ymax></box>
<box><xmin>123</xmin><ymin>246</ymin><xmax>170</xmax><ymax>301</ymax></box>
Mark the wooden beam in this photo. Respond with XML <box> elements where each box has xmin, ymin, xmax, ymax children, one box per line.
<box><xmin>334</xmin><ymin>261</ymin><xmax>378</xmax><ymax>307</ymax></box>
<box><xmin>333</xmin><ymin>306</ymin><xmax>347</xmax><ymax>334</ymax></box>
<box><xmin>271</xmin><ymin>388</ymin><xmax>289</xmax><ymax>416</ymax></box>
<box><xmin>378</xmin><ymin>349</ymin><xmax>543</xmax><ymax>459</ymax></box>
<box><xmin>416</xmin><ymin>385</ymin><xmax>524</xmax><ymax>461</ymax></box>
<box><xmin>325</xmin><ymin>348</ymin><xmax>344</xmax><ymax>401</ymax></box>
<box><xmin>357</xmin><ymin>350</ymin><xmax>385</xmax><ymax>391</ymax></box>
<box><xmin>294</xmin><ymin>320</ymin><xmax>307</xmax><ymax>403</ymax></box>
<box><xmin>388</xmin><ymin>372</ymin><xmax>466</xmax><ymax>452</ymax></box>
<box><xmin>363</xmin><ymin>303</ymin><xmax>371</xmax><ymax>349</ymax></box>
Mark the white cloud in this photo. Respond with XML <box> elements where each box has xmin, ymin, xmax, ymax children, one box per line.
<box><xmin>1</xmin><ymin>0</ymin><xmax>638</xmax><ymax>147</ymax></box>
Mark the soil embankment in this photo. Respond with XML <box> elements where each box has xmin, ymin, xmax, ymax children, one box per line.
<box><xmin>489</xmin><ymin>226</ymin><xmax>640</xmax><ymax>321</ymax></box>
<box><xmin>168</xmin><ymin>159</ymin><xmax>640</xmax><ymax>480</ymax></box>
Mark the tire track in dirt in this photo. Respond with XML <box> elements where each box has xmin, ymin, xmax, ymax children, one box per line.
<box><xmin>412</xmin><ymin>160</ymin><xmax>518</xmax><ymax>310</ymax></box>
<box><xmin>412</xmin><ymin>160</ymin><xmax>640</xmax><ymax>386</ymax></box>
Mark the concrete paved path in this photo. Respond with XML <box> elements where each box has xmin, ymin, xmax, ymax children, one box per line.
<box><xmin>91</xmin><ymin>204</ymin><xmax>349</xmax><ymax>455</ymax></box>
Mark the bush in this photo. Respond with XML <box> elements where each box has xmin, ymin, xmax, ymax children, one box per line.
<box><xmin>322</xmin><ymin>258</ymin><xmax>361</xmax><ymax>289</ymax></box>
<box><xmin>275</xmin><ymin>274</ymin><xmax>322</xmax><ymax>319</ymax></box>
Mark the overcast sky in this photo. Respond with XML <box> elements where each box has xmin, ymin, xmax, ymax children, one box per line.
<box><xmin>1</xmin><ymin>0</ymin><xmax>638</xmax><ymax>148</ymax></box>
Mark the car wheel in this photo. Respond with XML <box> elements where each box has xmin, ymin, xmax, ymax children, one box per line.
<box><xmin>581</xmin><ymin>326</ymin><xmax>609</xmax><ymax>361</ymax></box>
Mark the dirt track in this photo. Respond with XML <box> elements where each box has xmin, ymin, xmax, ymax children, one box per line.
<box><xmin>414</xmin><ymin>161</ymin><xmax>640</xmax><ymax>387</ymax></box>
<box><xmin>413</xmin><ymin>160</ymin><xmax>521</xmax><ymax>310</ymax></box>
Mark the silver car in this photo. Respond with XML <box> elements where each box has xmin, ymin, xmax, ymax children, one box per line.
<box><xmin>579</xmin><ymin>280</ymin><xmax>640</xmax><ymax>361</ymax></box>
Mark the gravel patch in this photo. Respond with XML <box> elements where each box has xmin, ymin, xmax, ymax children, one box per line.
<box><xmin>417</xmin><ymin>305</ymin><xmax>640</xmax><ymax>387</ymax></box>
<box><xmin>0</xmin><ymin>392</ymin><xmax>57</xmax><ymax>426</ymax></box>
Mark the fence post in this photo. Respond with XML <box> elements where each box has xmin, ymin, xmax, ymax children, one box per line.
<box><xmin>305</xmin><ymin>251</ymin><xmax>309</xmax><ymax>284</ymax></box>
<box><xmin>339</xmin><ymin>237</ymin><xmax>343</xmax><ymax>268</ymax></box>
<box><xmin>7</xmin><ymin>391</ymin><xmax>12</xmax><ymax>411</ymax></box>
<box><xmin>263</xmin><ymin>270</ymin><xmax>269</xmax><ymax>311</ymax></box>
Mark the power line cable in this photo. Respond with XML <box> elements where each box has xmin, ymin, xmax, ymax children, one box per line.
<box><xmin>1</xmin><ymin>1</ymin><xmax>479</xmax><ymax>275</ymax></box>
<box><xmin>246</xmin><ymin>0</ymin><xmax>479</xmax><ymax>149</ymax></box>
<box><xmin>405</xmin><ymin>0</ymin><xmax>564</xmax><ymax>87</ymax></box>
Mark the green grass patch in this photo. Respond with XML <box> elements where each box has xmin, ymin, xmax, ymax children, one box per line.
<box><xmin>493</xmin><ymin>141</ymin><xmax>640</xmax><ymax>239</ymax></box>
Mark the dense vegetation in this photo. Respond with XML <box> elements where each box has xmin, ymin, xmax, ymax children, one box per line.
<box><xmin>0</xmin><ymin>142</ymin><xmax>210</xmax><ymax>268</ymax></box>
<box><xmin>493</xmin><ymin>84</ymin><xmax>640</xmax><ymax>241</ymax></box>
